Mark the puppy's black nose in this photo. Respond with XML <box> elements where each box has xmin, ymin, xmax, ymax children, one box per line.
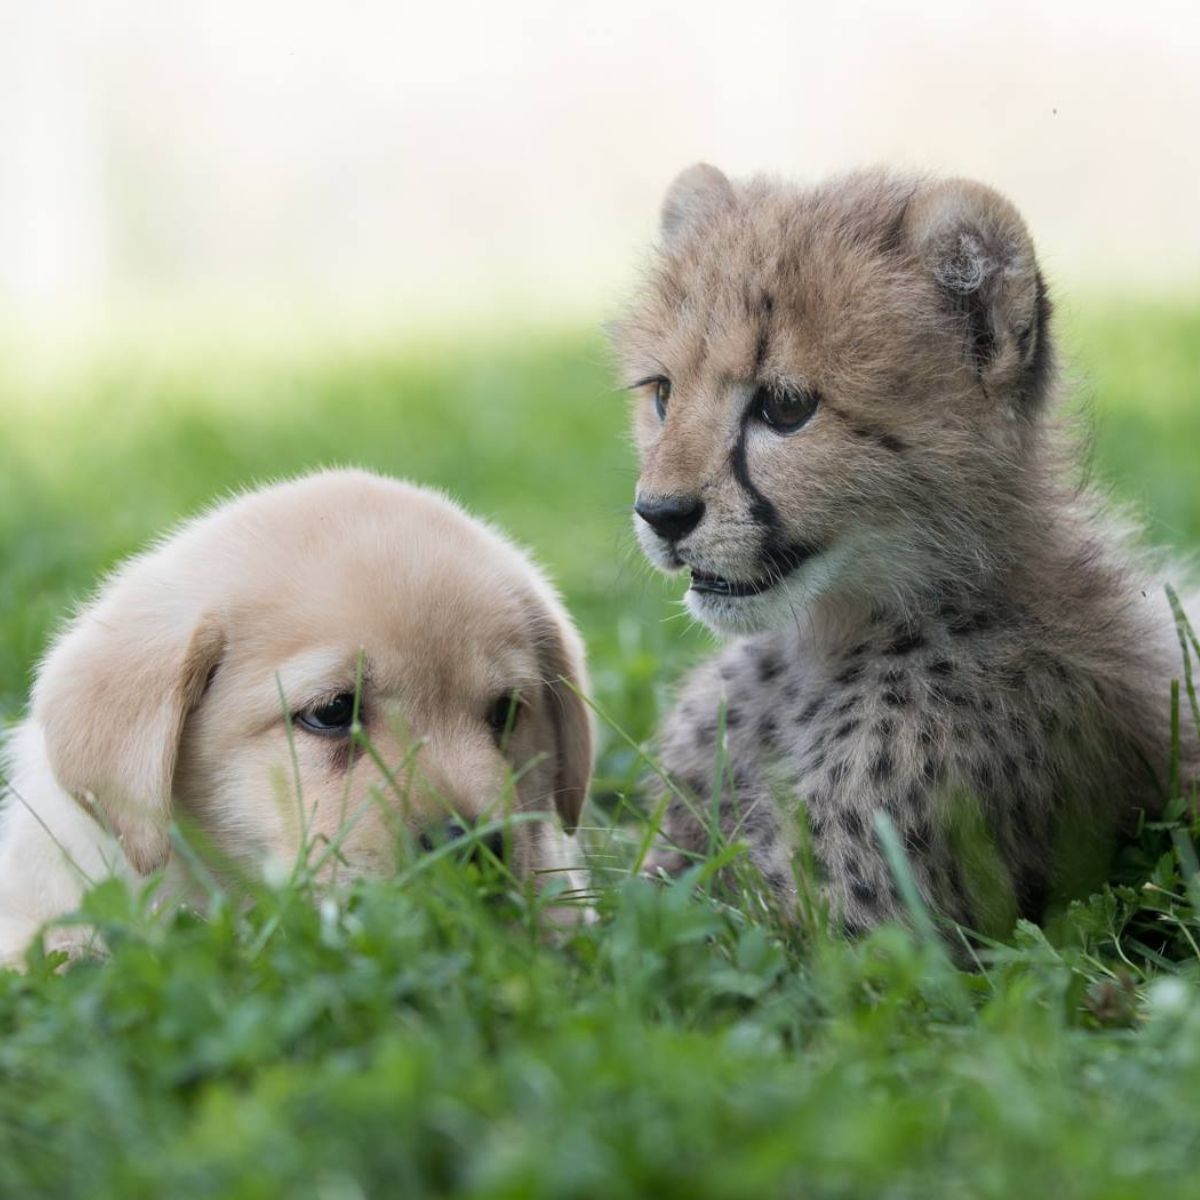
<box><xmin>419</xmin><ymin>822</ymin><xmax>506</xmax><ymax>863</ymax></box>
<box><xmin>634</xmin><ymin>494</ymin><xmax>705</xmax><ymax>543</ymax></box>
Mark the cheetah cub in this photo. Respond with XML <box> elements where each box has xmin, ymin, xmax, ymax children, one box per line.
<box><xmin>610</xmin><ymin>164</ymin><xmax>1198</xmax><ymax>936</ymax></box>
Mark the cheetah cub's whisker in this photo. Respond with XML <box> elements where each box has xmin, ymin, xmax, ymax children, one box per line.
<box><xmin>610</xmin><ymin>163</ymin><xmax>1199</xmax><ymax>938</ymax></box>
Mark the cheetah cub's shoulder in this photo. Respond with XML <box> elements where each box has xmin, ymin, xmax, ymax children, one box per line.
<box><xmin>610</xmin><ymin>164</ymin><xmax>1198</xmax><ymax>936</ymax></box>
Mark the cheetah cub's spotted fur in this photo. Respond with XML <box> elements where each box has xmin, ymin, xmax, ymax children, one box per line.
<box><xmin>610</xmin><ymin>164</ymin><xmax>1199</xmax><ymax>936</ymax></box>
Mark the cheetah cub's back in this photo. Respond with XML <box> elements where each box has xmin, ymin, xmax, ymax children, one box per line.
<box><xmin>610</xmin><ymin>164</ymin><xmax>1198</xmax><ymax>936</ymax></box>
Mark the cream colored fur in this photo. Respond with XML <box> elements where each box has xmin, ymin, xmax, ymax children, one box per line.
<box><xmin>0</xmin><ymin>469</ymin><xmax>592</xmax><ymax>965</ymax></box>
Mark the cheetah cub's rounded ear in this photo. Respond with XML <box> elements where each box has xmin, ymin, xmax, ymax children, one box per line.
<box><xmin>904</xmin><ymin>179</ymin><xmax>1052</xmax><ymax>410</ymax></box>
<box><xmin>660</xmin><ymin>162</ymin><xmax>736</xmax><ymax>247</ymax></box>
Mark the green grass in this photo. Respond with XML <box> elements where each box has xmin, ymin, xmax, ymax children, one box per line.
<box><xmin>1</xmin><ymin>297</ymin><xmax>1199</xmax><ymax>1198</ymax></box>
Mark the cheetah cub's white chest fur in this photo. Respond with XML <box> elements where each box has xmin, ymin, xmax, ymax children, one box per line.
<box><xmin>611</xmin><ymin>164</ymin><xmax>1198</xmax><ymax>935</ymax></box>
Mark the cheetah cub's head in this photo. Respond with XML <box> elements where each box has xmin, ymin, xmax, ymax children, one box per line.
<box><xmin>610</xmin><ymin>165</ymin><xmax>1053</xmax><ymax>636</ymax></box>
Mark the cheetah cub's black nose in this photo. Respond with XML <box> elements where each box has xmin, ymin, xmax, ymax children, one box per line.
<box><xmin>635</xmin><ymin>493</ymin><xmax>705</xmax><ymax>543</ymax></box>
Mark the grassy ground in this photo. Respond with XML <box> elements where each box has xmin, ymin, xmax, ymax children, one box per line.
<box><xmin>1</xmin><ymin>297</ymin><xmax>1199</xmax><ymax>1197</ymax></box>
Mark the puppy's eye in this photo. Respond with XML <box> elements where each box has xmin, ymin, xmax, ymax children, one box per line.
<box><xmin>296</xmin><ymin>693</ymin><xmax>357</xmax><ymax>736</ymax></box>
<box><xmin>755</xmin><ymin>384</ymin><xmax>819</xmax><ymax>433</ymax></box>
<box><xmin>487</xmin><ymin>691</ymin><xmax>523</xmax><ymax>743</ymax></box>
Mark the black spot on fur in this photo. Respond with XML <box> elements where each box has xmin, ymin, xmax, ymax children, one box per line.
<box><xmin>882</xmin><ymin>668</ymin><xmax>906</xmax><ymax>686</ymax></box>
<box><xmin>833</xmin><ymin>719</ymin><xmax>861</xmax><ymax>741</ymax></box>
<box><xmin>758</xmin><ymin>716</ymin><xmax>778</xmax><ymax>746</ymax></box>
<box><xmin>885</xmin><ymin>629</ymin><xmax>926</xmax><ymax>656</ymax></box>
<box><xmin>928</xmin><ymin>659</ymin><xmax>954</xmax><ymax>677</ymax></box>
<box><xmin>763</xmin><ymin>867</ymin><xmax>791</xmax><ymax>894</ymax></box>
<box><xmin>882</xmin><ymin>689</ymin><xmax>909</xmax><ymax>709</ymax></box>
<box><xmin>851</xmin><ymin>879</ymin><xmax>877</xmax><ymax>906</ymax></box>
<box><xmin>904</xmin><ymin>817</ymin><xmax>934</xmax><ymax>854</ymax></box>
<box><xmin>949</xmin><ymin>610</ymin><xmax>993</xmax><ymax>637</ymax></box>
<box><xmin>832</xmin><ymin>694</ymin><xmax>859</xmax><ymax>716</ymax></box>
<box><xmin>756</xmin><ymin>654</ymin><xmax>783</xmax><ymax>682</ymax></box>
<box><xmin>835</xmin><ymin>663</ymin><xmax>864</xmax><ymax>686</ymax></box>
<box><xmin>840</xmin><ymin>809</ymin><xmax>866</xmax><ymax>838</ymax></box>
<box><xmin>829</xmin><ymin>759</ymin><xmax>850</xmax><ymax>784</ymax></box>
<box><xmin>799</xmin><ymin>698</ymin><xmax>823</xmax><ymax>723</ymax></box>
<box><xmin>875</xmin><ymin>717</ymin><xmax>895</xmax><ymax>739</ymax></box>
<box><xmin>871</xmin><ymin>751</ymin><xmax>894</xmax><ymax>782</ymax></box>
<box><xmin>725</xmin><ymin>707</ymin><xmax>743</xmax><ymax>728</ymax></box>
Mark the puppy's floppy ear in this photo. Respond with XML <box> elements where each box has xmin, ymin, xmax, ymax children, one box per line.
<box><xmin>660</xmin><ymin>162</ymin><xmax>736</xmax><ymax>248</ymax></box>
<box><xmin>904</xmin><ymin>178</ymin><xmax>1053</xmax><ymax>409</ymax></box>
<box><xmin>531</xmin><ymin>603</ymin><xmax>593</xmax><ymax>834</ymax></box>
<box><xmin>32</xmin><ymin>566</ymin><xmax>224</xmax><ymax>875</ymax></box>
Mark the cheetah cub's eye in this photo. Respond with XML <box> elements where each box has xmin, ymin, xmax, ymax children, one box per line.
<box><xmin>648</xmin><ymin>377</ymin><xmax>671</xmax><ymax>421</ymax></box>
<box><xmin>755</xmin><ymin>384</ymin><xmax>820</xmax><ymax>434</ymax></box>
<box><xmin>631</xmin><ymin>375</ymin><xmax>671</xmax><ymax>421</ymax></box>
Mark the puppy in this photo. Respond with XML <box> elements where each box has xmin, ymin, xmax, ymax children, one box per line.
<box><xmin>0</xmin><ymin>469</ymin><xmax>592</xmax><ymax>963</ymax></box>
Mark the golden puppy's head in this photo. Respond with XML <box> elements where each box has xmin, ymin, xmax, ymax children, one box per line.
<box><xmin>31</xmin><ymin>469</ymin><xmax>592</xmax><ymax>889</ymax></box>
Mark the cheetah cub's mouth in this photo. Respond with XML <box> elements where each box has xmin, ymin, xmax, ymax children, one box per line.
<box><xmin>688</xmin><ymin>568</ymin><xmax>776</xmax><ymax>597</ymax></box>
<box><xmin>687</xmin><ymin>543</ymin><xmax>819</xmax><ymax>599</ymax></box>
